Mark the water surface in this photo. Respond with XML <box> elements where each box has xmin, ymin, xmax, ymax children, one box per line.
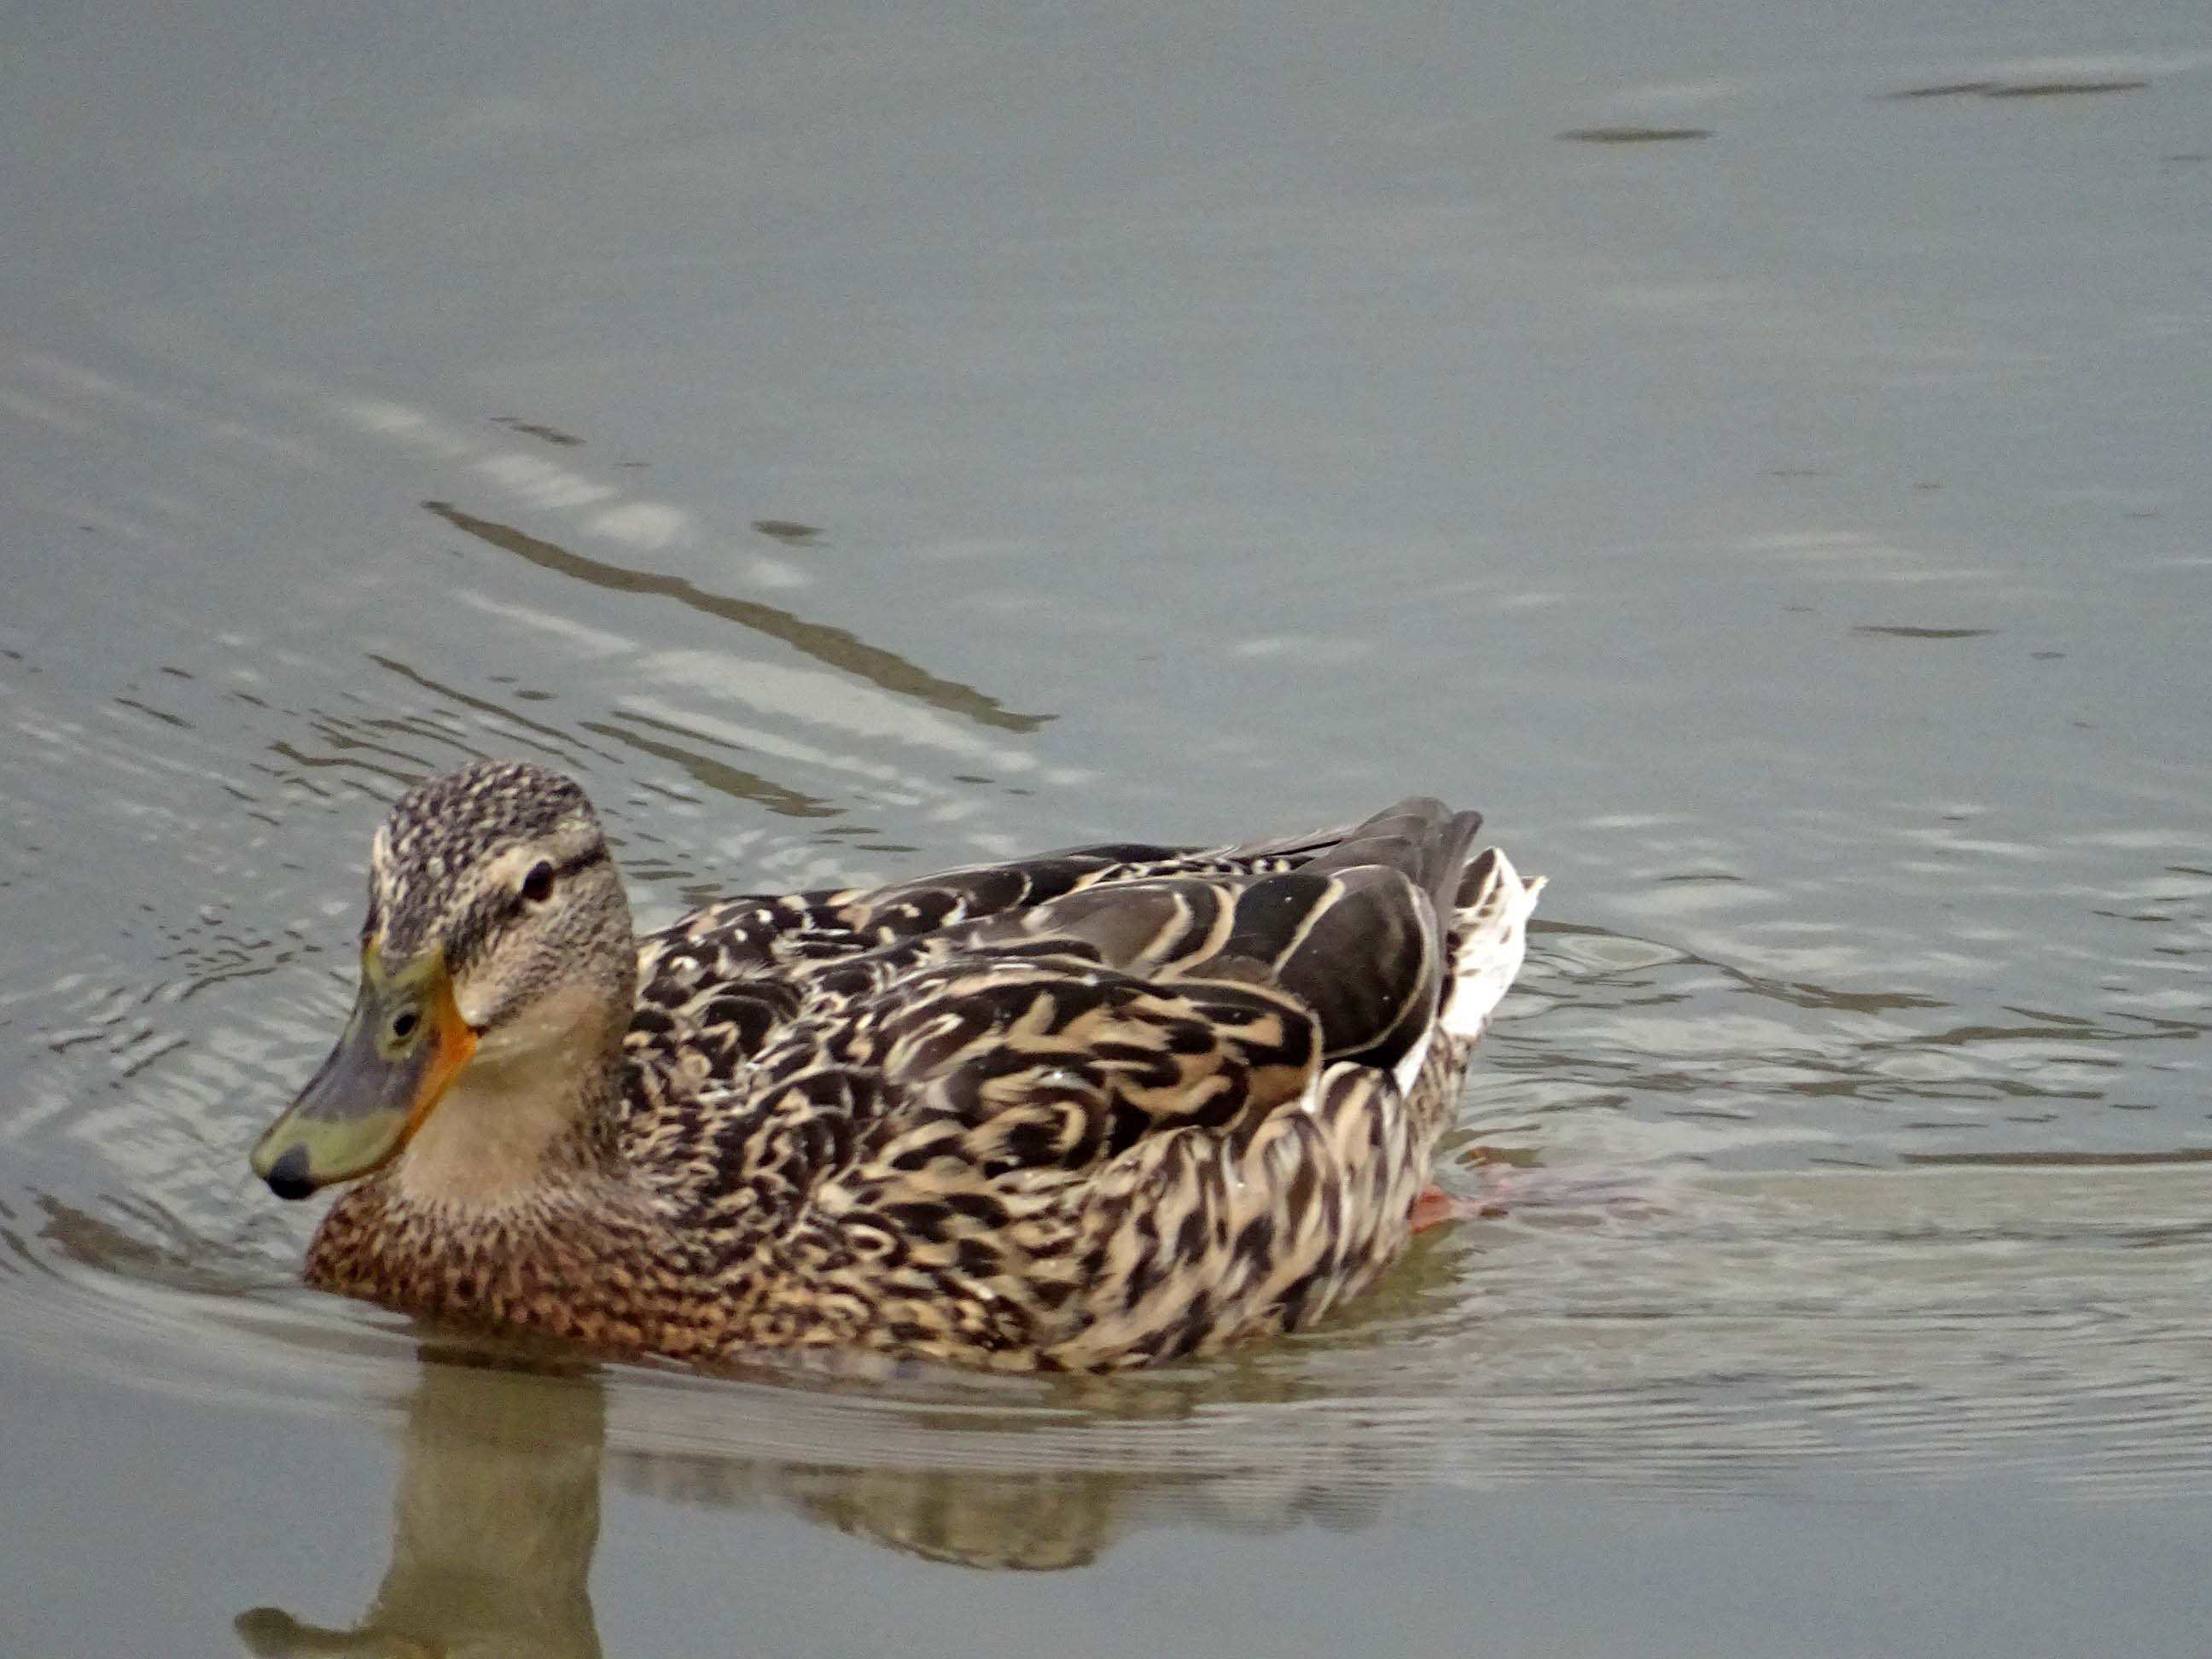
<box><xmin>4</xmin><ymin>3</ymin><xmax>2210</xmax><ymax>1655</ymax></box>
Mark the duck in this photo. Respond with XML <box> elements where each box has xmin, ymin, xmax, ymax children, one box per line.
<box><xmin>251</xmin><ymin>759</ymin><xmax>1542</xmax><ymax>1371</ymax></box>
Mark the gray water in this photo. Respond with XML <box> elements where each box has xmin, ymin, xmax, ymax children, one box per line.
<box><xmin>5</xmin><ymin>4</ymin><xmax>2210</xmax><ymax>1656</ymax></box>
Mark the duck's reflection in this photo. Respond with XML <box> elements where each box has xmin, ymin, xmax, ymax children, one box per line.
<box><xmin>682</xmin><ymin>1460</ymin><xmax>1123</xmax><ymax>1572</ymax></box>
<box><xmin>233</xmin><ymin>1343</ymin><xmax>1382</xmax><ymax>1656</ymax></box>
<box><xmin>235</xmin><ymin>1355</ymin><xmax>608</xmax><ymax>1659</ymax></box>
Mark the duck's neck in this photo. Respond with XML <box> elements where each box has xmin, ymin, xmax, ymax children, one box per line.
<box><xmin>393</xmin><ymin>992</ymin><xmax>630</xmax><ymax>1209</ymax></box>
<box><xmin>306</xmin><ymin>995</ymin><xmax>728</xmax><ymax>1358</ymax></box>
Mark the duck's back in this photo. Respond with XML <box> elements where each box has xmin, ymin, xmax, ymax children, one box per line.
<box><xmin>615</xmin><ymin>821</ymin><xmax>1366</xmax><ymax>1128</ymax></box>
<box><xmin>613</xmin><ymin>801</ymin><xmax>1537</xmax><ymax>1367</ymax></box>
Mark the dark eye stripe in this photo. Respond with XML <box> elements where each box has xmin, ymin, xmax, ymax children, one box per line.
<box><xmin>502</xmin><ymin>842</ymin><xmax>609</xmax><ymax>913</ymax></box>
<box><xmin>447</xmin><ymin>842</ymin><xmax>612</xmax><ymax>965</ymax></box>
<box><xmin>544</xmin><ymin>842</ymin><xmax>609</xmax><ymax>885</ymax></box>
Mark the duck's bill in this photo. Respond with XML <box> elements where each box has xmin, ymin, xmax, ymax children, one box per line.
<box><xmin>250</xmin><ymin>954</ymin><xmax>477</xmax><ymax>1200</ymax></box>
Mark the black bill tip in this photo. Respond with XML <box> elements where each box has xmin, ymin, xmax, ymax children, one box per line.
<box><xmin>262</xmin><ymin>1144</ymin><xmax>317</xmax><ymax>1202</ymax></box>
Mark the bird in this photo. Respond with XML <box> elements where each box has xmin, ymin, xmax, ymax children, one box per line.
<box><xmin>251</xmin><ymin>758</ymin><xmax>1541</xmax><ymax>1371</ymax></box>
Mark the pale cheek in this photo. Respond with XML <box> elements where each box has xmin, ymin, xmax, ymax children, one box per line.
<box><xmin>466</xmin><ymin>981</ymin><xmax>608</xmax><ymax>1066</ymax></box>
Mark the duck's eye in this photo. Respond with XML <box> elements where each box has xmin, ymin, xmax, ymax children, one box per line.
<box><xmin>521</xmin><ymin>861</ymin><xmax>556</xmax><ymax>905</ymax></box>
<box><xmin>390</xmin><ymin>1010</ymin><xmax>420</xmax><ymax>1041</ymax></box>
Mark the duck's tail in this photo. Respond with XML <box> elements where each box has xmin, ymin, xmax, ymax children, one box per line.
<box><xmin>1439</xmin><ymin>846</ymin><xmax>1545</xmax><ymax>1044</ymax></box>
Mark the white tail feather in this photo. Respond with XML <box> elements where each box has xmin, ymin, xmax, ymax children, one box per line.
<box><xmin>1440</xmin><ymin>851</ymin><xmax>1544</xmax><ymax>1043</ymax></box>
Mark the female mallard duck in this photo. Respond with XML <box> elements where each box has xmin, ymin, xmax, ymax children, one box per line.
<box><xmin>252</xmin><ymin>760</ymin><xmax>1541</xmax><ymax>1371</ymax></box>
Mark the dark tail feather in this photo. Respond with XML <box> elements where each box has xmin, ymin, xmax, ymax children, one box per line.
<box><xmin>1238</xmin><ymin>797</ymin><xmax>1486</xmax><ymax>1072</ymax></box>
<box><xmin>1301</xmin><ymin>797</ymin><xmax>1484</xmax><ymax>922</ymax></box>
<box><xmin>1031</xmin><ymin>798</ymin><xmax>1493</xmax><ymax>1076</ymax></box>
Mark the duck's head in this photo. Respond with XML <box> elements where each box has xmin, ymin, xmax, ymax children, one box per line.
<box><xmin>252</xmin><ymin>760</ymin><xmax>635</xmax><ymax>1201</ymax></box>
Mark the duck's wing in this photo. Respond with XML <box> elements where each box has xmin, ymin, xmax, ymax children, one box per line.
<box><xmin>742</xmin><ymin>800</ymin><xmax>1520</xmax><ymax>1365</ymax></box>
<box><xmin>797</xmin><ymin>797</ymin><xmax>1480</xmax><ymax>1152</ymax></box>
<box><xmin>621</xmin><ymin>812</ymin><xmax>1447</xmax><ymax>1116</ymax></box>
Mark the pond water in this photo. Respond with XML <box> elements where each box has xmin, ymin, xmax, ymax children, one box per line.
<box><xmin>5</xmin><ymin>3</ymin><xmax>2210</xmax><ymax>1655</ymax></box>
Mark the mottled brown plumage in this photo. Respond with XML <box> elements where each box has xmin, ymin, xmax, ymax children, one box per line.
<box><xmin>264</xmin><ymin>760</ymin><xmax>1542</xmax><ymax>1371</ymax></box>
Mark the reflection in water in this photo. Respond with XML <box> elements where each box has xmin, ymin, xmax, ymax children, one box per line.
<box><xmin>1851</xmin><ymin>625</ymin><xmax>1997</xmax><ymax>641</ymax></box>
<box><xmin>361</xmin><ymin>653</ymin><xmax>611</xmax><ymax>772</ymax></box>
<box><xmin>577</xmin><ymin>711</ymin><xmax>840</xmax><ymax>819</ymax></box>
<box><xmin>1557</xmin><ymin>126</ymin><xmax>1714</xmax><ymax>143</ymax></box>
<box><xmin>1885</xmin><ymin>78</ymin><xmax>2151</xmax><ymax>99</ymax></box>
<box><xmin>751</xmin><ymin>520</ymin><xmax>824</xmax><ymax>544</ymax></box>
<box><xmin>488</xmin><ymin>416</ymin><xmax>584</xmax><ymax>448</ymax></box>
<box><xmin>236</xmin><ymin>1358</ymin><xmax>608</xmax><ymax>1659</ymax></box>
<box><xmin>227</xmin><ymin>1351</ymin><xmax>1359</xmax><ymax>1658</ymax></box>
<box><xmin>761</xmin><ymin>1465</ymin><xmax>1125</xmax><ymax>1571</ymax></box>
<box><xmin>422</xmin><ymin>500</ymin><xmax>1049</xmax><ymax>735</ymax></box>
